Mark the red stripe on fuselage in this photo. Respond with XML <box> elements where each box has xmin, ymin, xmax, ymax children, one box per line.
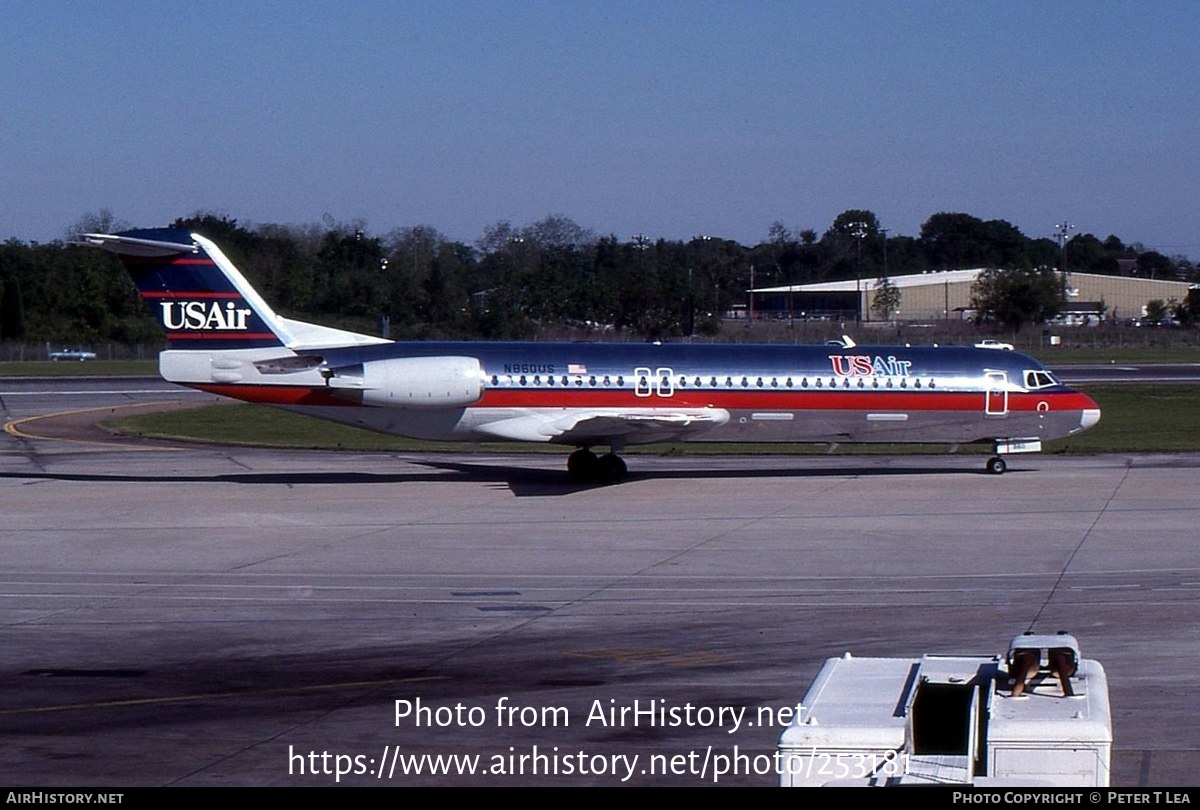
<box><xmin>192</xmin><ymin>384</ymin><xmax>354</xmax><ymax>406</ymax></box>
<box><xmin>122</xmin><ymin>256</ymin><xmax>216</xmax><ymax>266</ymax></box>
<box><xmin>166</xmin><ymin>332</ymin><xmax>279</xmax><ymax>341</ymax></box>
<box><xmin>475</xmin><ymin>388</ymin><xmax>1097</xmax><ymax>412</ymax></box>
<box><xmin>188</xmin><ymin>382</ymin><xmax>1096</xmax><ymax>414</ymax></box>
<box><xmin>141</xmin><ymin>291</ymin><xmax>242</xmax><ymax>299</ymax></box>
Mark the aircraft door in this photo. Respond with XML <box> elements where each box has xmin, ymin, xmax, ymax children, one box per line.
<box><xmin>985</xmin><ymin>371</ymin><xmax>1008</xmax><ymax>416</ymax></box>
<box><xmin>656</xmin><ymin>367</ymin><xmax>675</xmax><ymax>398</ymax></box>
<box><xmin>634</xmin><ymin>367</ymin><xmax>652</xmax><ymax>397</ymax></box>
<box><xmin>633</xmin><ymin>366</ymin><xmax>675</xmax><ymax>398</ymax></box>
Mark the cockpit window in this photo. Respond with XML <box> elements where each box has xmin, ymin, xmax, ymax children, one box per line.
<box><xmin>1024</xmin><ymin>370</ymin><xmax>1058</xmax><ymax>389</ymax></box>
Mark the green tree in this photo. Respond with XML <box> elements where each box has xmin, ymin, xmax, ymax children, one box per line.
<box><xmin>314</xmin><ymin>226</ymin><xmax>386</xmax><ymax>317</ymax></box>
<box><xmin>827</xmin><ymin>209</ymin><xmax>881</xmax><ymax>238</ymax></box>
<box><xmin>1063</xmin><ymin>233</ymin><xmax>1105</xmax><ymax>273</ymax></box>
<box><xmin>921</xmin><ymin>212</ymin><xmax>987</xmax><ymax>268</ymax></box>
<box><xmin>921</xmin><ymin>213</ymin><xmax>1033</xmax><ymax>269</ymax></box>
<box><xmin>384</xmin><ymin>225</ymin><xmax>442</xmax><ymax>328</ymax></box>
<box><xmin>67</xmin><ymin>209</ymin><xmax>131</xmax><ymax>239</ymax></box>
<box><xmin>1144</xmin><ymin>299</ymin><xmax>1168</xmax><ymax>323</ymax></box>
<box><xmin>969</xmin><ymin>267</ymin><xmax>1065</xmax><ymax>330</ymax></box>
<box><xmin>0</xmin><ymin>276</ymin><xmax>25</xmax><ymax>339</ymax></box>
<box><xmin>472</xmin><ymin>220</ymin><xmax>540</xmax><ymax>337</ymax></box>
<box><xmin>817</xmin><ymin>210</ymin><xmax>882</xmax><ymax>284</ymax></box>
<box><xmin>249</xmin><ymin>222</ymin><xmax>321</xmax><ymax>314</ymax></box>
<box><xmin>871</xmin><ymin>276</ymin><xmax>901</xmax><ymax>321</ymax></box>
<box><xmin>1173</xmin><ymin>288</ymin><xmax>1200</xmax><ymax>327</ymax></box>
<box><xmin>1136</xmin><ymin>251</ymin><xmax>1174</xmax><ymax>280</ymax></box>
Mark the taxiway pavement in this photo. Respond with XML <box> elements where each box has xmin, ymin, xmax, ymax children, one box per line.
<box><xmin>1</xmin><ymin>384</ymin><xmax>1198</xmax><ymax>786</ymax></box>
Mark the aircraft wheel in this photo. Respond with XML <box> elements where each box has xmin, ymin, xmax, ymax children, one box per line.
<box><xmin>567</xmin><ymin>448</ymin><xmax>599</xmax><ymax>482</ymax></box>
<box><xmin>986</xmin><ymin>456</ymin><xmax>1007</xmax><ymax>475</ymax></box>
<box><xmin>596</xmin><ymin>453</ymin><xmax>628</xmax><ymax>483</ymax></box>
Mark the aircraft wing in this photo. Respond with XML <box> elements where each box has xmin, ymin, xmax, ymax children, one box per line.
<box><xmin>472</xmin><ymin>408</ymin><xmax>731</xmax><ymax>444</ymax></box>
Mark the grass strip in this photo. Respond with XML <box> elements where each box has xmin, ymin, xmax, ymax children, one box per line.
<box><xmin>105</xmin><ymin>384</ymin><xmax>1195</xmax><ymax>456</ymax></box>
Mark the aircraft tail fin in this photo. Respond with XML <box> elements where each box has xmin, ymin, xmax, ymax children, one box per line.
<box><xmin>78</xmin><ymin>228</ymin><xmax>389</xmax><ymax>351</ymax></box>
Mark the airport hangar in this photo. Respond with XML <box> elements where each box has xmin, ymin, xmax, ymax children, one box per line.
<box><xmin>750</xmin><ymin>269</ymin><xmax>1194</xmax><ymax>324</ymax></box>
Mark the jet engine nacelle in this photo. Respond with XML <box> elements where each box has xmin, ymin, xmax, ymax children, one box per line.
<box><xmin>328</xmin><ymin>355</ymin><xmax>484</xmax><ymax>409</ymax></box>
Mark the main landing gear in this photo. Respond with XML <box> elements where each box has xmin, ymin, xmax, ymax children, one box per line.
<box><xmin>986</xmin><ymin>456</ymin><xmax>1007</xmax><ymax>475</ymax></box>
<box><xmin>567</xmin><ymin>447</ymin><xmax>628</xmax><ymax>484</ymax></box>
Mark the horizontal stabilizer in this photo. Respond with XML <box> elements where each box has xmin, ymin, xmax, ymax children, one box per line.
<box><xmin>276</xmin><ymin>316</ymin><xmax>392</xmax><ymax>350</ymax></box>
<box><xmin>76</xmin><ymin>232</ymin><xmax>196</xmax><ymax>257</ymax></box>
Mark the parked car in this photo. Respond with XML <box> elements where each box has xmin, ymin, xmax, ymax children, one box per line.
<box><xmin>48</xmin><ymin>349</ymin><xmax>97</xmax><ymax>361</ymax></box>
<box><xmin>974</xmin><ymin>339</ymin><xmax>1014</xmax><ymax>351</ymax></box>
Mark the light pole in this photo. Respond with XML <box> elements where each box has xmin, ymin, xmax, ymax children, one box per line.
<box><xmin>875</xmin><ymin>226</ymin><xmax>894</xmax><ymax>323</ymax></box>
<box><xmin>850</xmin><ymin>221</ymin><xmax>868</xmax><ymax>322</ymax></box>
<box><xmin>879</xmin><ymin>227</ymin><xmax>889</xmax><ymax>278</ymax></box>
<box><xmin>1054</xmin><ymin>220</ymin><xmax>1075</xmax><ymax>303</ymax></box>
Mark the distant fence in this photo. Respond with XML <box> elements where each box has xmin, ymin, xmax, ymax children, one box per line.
<box><xmin>0</xmin><ymin>342</ymin><xmax>168</xmax><ymax>363</ymax></box>
<box><xmin>2</xmin><ymin>322</ymin><xmax>1196</xmax><ymax>361</ymax></box>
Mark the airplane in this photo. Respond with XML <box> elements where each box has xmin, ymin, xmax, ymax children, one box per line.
<box><xmin>78</xmin><ymin>228</ymin><xmax>1100</xmax><ymax>481</ymax></box>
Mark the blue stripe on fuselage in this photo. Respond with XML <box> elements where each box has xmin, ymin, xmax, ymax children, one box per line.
<box><xmin>317</xmin><ymin>342</ymin><xmax>1049</xmax><ymax>384</ymax></box>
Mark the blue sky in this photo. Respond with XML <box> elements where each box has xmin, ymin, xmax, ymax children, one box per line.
<box><xmin>4</xmin><ymin>1</ymin><xmax>1198</xmax><ymax>255</ymax></box>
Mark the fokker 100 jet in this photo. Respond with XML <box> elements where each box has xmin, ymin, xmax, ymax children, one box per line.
<box><xmin>80</xmin><ymin>229</ymin><xmax>1100</xmax><ymax>481</ymax></box>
